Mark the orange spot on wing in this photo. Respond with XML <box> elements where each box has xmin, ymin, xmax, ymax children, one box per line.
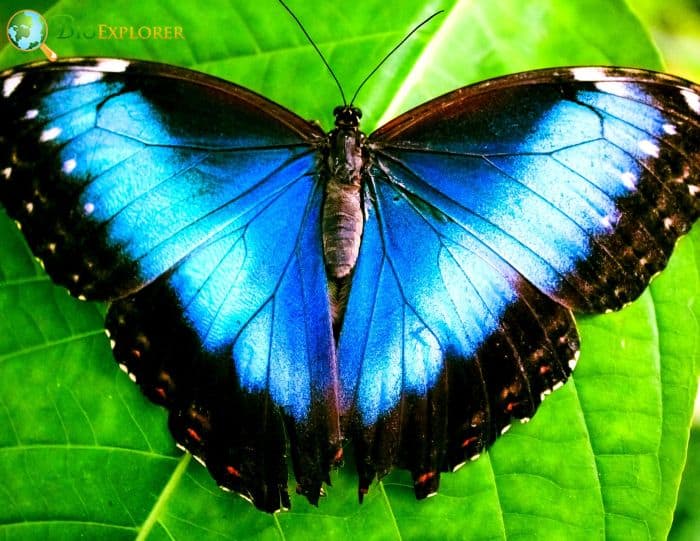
<box><xmin>226</xmin><ymin>465</ymin><xmax>241</xmax><ymax>478</ymax></box>
<box><xmin>461</xmin><ymin>436</ymin><xmax>478</xmax><ymax>448</ymax></box>
<box><xmin>416</xmin><ymin>471</ymin><xmax>437</xmax><ymax>485</ymax></box>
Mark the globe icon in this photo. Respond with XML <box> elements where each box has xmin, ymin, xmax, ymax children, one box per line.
<box><xmin>7</xmin><ymin>9</ymin><xmax>48</xmax><ymax>52</ymax></box>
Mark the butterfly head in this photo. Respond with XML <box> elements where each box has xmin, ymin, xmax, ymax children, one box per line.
<box><xmin>333</xmin><ymin>105</ymin><xmax>362</xmax><ymax>128</ymax></box>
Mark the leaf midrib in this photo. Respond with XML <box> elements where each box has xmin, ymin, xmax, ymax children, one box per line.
<box><xmin>135</xmin><ymin>453</ymin><xmax>192</xmax><ymax>540</ymax></box>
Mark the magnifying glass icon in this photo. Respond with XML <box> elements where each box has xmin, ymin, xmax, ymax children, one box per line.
<box><xmin>6</xmin><ymin>10</ymin><xmax>58</xmax><ymax>62</ymax></box>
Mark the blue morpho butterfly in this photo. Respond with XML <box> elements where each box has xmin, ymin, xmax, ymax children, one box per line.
<box><xmin>0</xmin><ymin>5</ymin><xmax>699</xmax><ymax>514</ymax></box>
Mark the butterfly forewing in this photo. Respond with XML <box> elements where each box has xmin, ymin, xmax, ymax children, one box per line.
<box><xmin>369</xmin><ymin>67</ymin><xmax>700</xmax><ymax>313</ymax></box>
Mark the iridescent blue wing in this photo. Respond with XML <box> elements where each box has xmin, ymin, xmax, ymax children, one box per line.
<box><xmin>339</xmin><ymin>67</ymin><xmax>700</xmax><ymax>497</ymax></box>
<box><xmin>0</xmin><ymin>59</ymin><xmax>338</xmax><ymax>511</ymax></box>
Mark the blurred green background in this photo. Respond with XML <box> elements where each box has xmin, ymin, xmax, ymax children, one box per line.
<box><xmin>630</xmin><ymin>0</ymin><xmax>700</xmax><ymax>82</ymax></box>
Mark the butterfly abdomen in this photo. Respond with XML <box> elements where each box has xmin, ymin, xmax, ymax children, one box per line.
<box><xmin>321</xmin><ymin>118</ymin><xmax>366</xmax><ymax>279</ymax></box>
<box><xmin>322</xmin><ymin>179</ymin><xmax>363</xmax><ymax>278</ymax></box>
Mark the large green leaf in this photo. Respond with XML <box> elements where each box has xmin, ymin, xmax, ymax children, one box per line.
<box><xmin>0</xmin><ymin>0</ymin><xmax>698</xmax><ymax>539</ymax></box>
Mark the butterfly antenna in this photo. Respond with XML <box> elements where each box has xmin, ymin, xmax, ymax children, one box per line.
<box><xmin>278</xmin><ymin>0</ymin><xmax>348</xmax><ymax>105</ymax></box>
<box><xmin>349</xmin><ymin>11</ymin><xmax>444</xmax><ymax>106</ymax></box>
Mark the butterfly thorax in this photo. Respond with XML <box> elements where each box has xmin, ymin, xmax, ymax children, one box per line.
<box><xmin>322</xmin><ymin>106</ymin><xmax>367</xmax><ymax>280</ymax></box>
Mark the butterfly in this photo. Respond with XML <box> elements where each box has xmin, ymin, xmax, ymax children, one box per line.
<box><xmin>0</xmin><ymin>21</ymin><xmax>699</xmax><ymax>515</ymax></box>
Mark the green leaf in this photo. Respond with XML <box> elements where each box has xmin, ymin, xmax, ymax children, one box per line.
<box><xmin>628</xmin><ymin>0</ymin><xmax>700</xmax><ymax>82</ymax></box>
<box><xmin>670</xmin><ymin>427</ymin><xmax>700</xmax><ymax>541</ymax></box>
<box><xmin>0</xmin><ymin>0</ymin><xmax>698</xmax><ymax>540</ymax></box>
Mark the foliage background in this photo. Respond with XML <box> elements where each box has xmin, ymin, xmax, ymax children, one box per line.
<box><xmin>0</xmin><ymin>0</ymin><xmax>698</xmax><ymax>539</ymax></box>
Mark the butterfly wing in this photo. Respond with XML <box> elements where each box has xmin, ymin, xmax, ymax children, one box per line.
<box><xmin>339</xmin><ymin>67</ymin><xmax>700</xmax><ymax>496</ymax></box>
<box><xmin>0</xmin><ymin>59</ymin><xmax>338</xmax><ymax>511</ymax></box>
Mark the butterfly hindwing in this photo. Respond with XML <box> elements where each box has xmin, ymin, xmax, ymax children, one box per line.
<box><xmin>337</xmin><ymin>67</ymin><xmax>699</xmax><ymax>494</ymax></box>
<box><xmin>339</xmin><ymin>172</ymin><xmax>580</xmax><ymax>495</ymax></box>
<box><xmin>0</xmin><ymin>59</ymin><xmax>340</xmax><ymax>511</ymax></box>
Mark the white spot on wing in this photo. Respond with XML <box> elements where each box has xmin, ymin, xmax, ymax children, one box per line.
<box><xmin>571</xmin><ymin>67</ymin><xmax>608</xmax><ymax>81</ymax></box>
<box><xmin>552</xmin><ymin>381</ymin><xmax>564</xmax><ymax>391</ymax></box>
<box><xmin>689</xmin><ymin>185</ymin><xmax>699</xmax><ymax>196</ymax></box>
<box><xmin>664</xmin><ymin>217</ymin><xmax>674</xmax><ymax>229</ymax></box>
<box><xmin>599</xmin><ymin>215</ymin><xmax>614</xmax><ymax>230</ymax></box>
<box><xmin>24</xmin><ymin>109</ymin><xmax>39</xmax><ymax>119</ymax></box>
<box><xmin>519</xmin><ymin>417</ymin><xmax>530</xmax><ymax>424</ymax></box>
<box><xmin>1</xmin><ymin>167</ymin><xmax>11</xmax><ymax>179</ymax></box>
<box><xmin>681</xmin><ymin>89</ymin><xmax>700</xmax><ymax>113</ymax></box>
<box><xmin>128</xmin><ymin>372</ymin><xmax>137</xmax><ymax>383</ymax></box>
<box><xmin>83</xmin><ymin>202</ymin><xmax>95</xmax><ymax>215</ymax></box>
<box><xmin>638</xmin><ymin>139</ymin><xmax>660</xmax><ymax>158</ymax></box>
<box><xmin>3</xmin><ymin>73</ymin><xmax>23</xmax><ymax>97</ymax></box>
<box><xmin>500</xmin><ymin>424</ymin><xmax>511</xmax><ymax>435</ymax></box>
<box><xmin>39</xmin><ymin>127</ymin><xmax>62</xmax><ymax>142</ymax></box>
<box><xmin>620</xmin><ymin>171</ymin><xmax>637</xmax><ymax>190</ymax></box>
<box><xmin>595</xmin><ymin>81</ymin><xmax>631</xmax><ymax>97</ymax></box>
<box><xmin>452</xmin><ymin>461</ymin><xmax>466</xmax><ymax>472</ymax></box>
<box><xmin>239</xmin><ymin>493</ymin><xmax>254</xmax><ymax>505</ymax></box>
<box><xmin>95</xmin><ymin>59</ymin><xmax>130</xmax><ymax>72</ymax></box>
<box><xmin>62</xmin><ymin>158</ymin><xmax>77</xmax><ymax>174</ymax></box>
<box><xmin>118</xmin><ymin>363</ymin><xmax>128</xmax><ymax>373</ymax></box>
<box><xmin>469</xmin><ymin>453</ymin><xmax>481</xmax><ymax>462</ymax></box>
<box><xmin>25</xmin><ymin>202</ymin><xmax>33</xmax><ymax>213</ymax></box>
<box><xmin>73</xmin><ymin>71</ymin><xmax>103</xmax><ymax>85</ymax></box>
<box><xmin>663</xmin><ymin>123</ymin><xmax>677</xmax><ymax>135</ymax></box>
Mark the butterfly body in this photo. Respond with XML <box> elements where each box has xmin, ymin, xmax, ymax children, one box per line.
<box><xmin>0</xmin><ymin>58</ymin><xmax>699</xmax><ymax>513</ymax></box>
<box><xmin>321</xmin><ymin>106</ymin><xmax>366</xmax><ymax>280</ymax></box>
